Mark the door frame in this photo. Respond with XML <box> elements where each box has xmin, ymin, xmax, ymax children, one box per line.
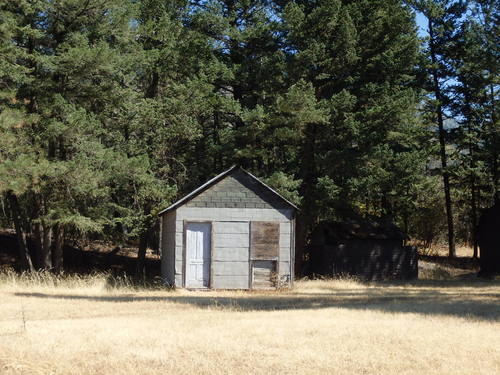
<box><xmin>182</xmin><ymin>220</ymin><xmax>213</xmax><ymax>289</ymax></box>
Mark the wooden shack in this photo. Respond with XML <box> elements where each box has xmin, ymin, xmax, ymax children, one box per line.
<box><xmin>158</xmin><ymin>166</ymin><xmax>297</xmax><ymax>289</ymax></box>
<box><xmin>308</xmin><ymin>220</ymin><xmax>417</xmax><ymax>280</ymax></box>
<box><xmin>478</xmin><ymin>200</ymin><xmax>500</xmax><ymax>277</ymax></box>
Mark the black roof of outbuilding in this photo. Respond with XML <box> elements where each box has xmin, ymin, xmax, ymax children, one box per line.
<box><xmin>312</xmin><ymin>219</ymin><xmax>405</xmax><ymax>241</ymax></box>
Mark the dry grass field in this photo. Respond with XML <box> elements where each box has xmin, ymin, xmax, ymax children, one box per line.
<box><xmin>418</xmin><ymin>243</ymin><xmax>477</xmax><ymax>258</ymax></box>
<box><xmin>0</xmin><ymin>271</ymin><xmax>499</xmax><ymax>375</ymax></box>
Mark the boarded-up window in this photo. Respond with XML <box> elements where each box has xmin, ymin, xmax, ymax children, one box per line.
<box><xmin>250</xmin><ymin>221</ymin><xmax>279</xmax><ymax>259</ymax></box>
<box><xmin>251</xmin><ymin>260</ymin><xmax>276</xmax><ymax>289</ymax></box>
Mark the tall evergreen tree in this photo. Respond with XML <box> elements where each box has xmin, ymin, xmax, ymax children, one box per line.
<box><xmin>278</xmin><ymin>0</ymin><xmax>425</xmax><ymax>272</ymax></box>
<box><xmin>187</xmin><ymin>1</ymin><xmax>288</xmax><ymax>174</ymax></box>
<box><xmin>448</xmin><ymin>0</ymin><xmax>499</xmax><ymax>257</ymax></box>
<box><xmin>1</xmin><ymin>0</ymin><xmax>481</xmax><ymax>275</ymax></box>
<box><xmin>0</xmin><ymin>0</ymin><xmax>159</xmax><ymax>271</ymax></box>
<box><xmin>410</xmin><ymin>0</ymin><xmax>468</xmax><ymax>258</ymax></box>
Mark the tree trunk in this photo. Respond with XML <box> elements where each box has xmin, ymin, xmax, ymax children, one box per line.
<box><xmin>40</xmin><ymin>223</ymin><xmax>53</xmax><ymax>269</ymax></box>
<box><xmin>463</xmin><ymin>85</ymin><xmax>479</xmax><ymax>259</ymax></box>
<box><xmin>471</xmin><ymin>180</ymin><xmax>479</xmax><ymax>258</ymax></box>
<box><xmin>52</xmin><ymin>224</ymin><xmax>64</xmax><ymax>273</ymax></box>
<box><xmin>6</xmin><ymin>192</ymin><xmax>34</xmax><ymax>271</ymax></box>
<box><xmin>294</xmin><ymin>215</ymin><xmax>308</xmax><ymax>277</ymax></box>
<box><xmin>428</xmin><ymin>17</ymin><xmax>456</xmax><ymax>258</ymax></box>
<box><xmin>33</xmin><ymin>222</ymin><xmax>43</xmax><ymax>269</ymax></box>
<box><xmin>468</xmin><ymin>111</ymin><xmax>478</xmax><ymax>259</ymax></box>
<box><xmin>136</xmin><ymin>231</ymin><xmax>148</xmax><ymax>278</ymax></box>
<box><xmin>490</xmin><ymin>84</ymin><xmax>498</xmax><ymax>194</ymax></box>
<box><xmin>213</xmin><ymin>110</ymin><xmax>221</xmax><ymax>171</ymax></box>
<box><xmin>295</xmin><ymin>123</ymin><xmax>318</xmax><ymax>276</ymax></box>
<box><xmin>146</xmin><ymin>70</ymin><xmax>159</xmax><ymax>99</ymax></box>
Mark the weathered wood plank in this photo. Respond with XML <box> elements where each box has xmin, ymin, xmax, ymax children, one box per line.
<box><xmin>251</xmin><ymin>222</ymin><xmax>279</xmax><ymax>243</ymax></box>
<box><xmin>251</xmin><ymin>260</ymin><xmax>276</xmax><ymax>289</ymax></box>
<box><xmin>251</xmin><ymin>222</ymin><xmax>279</xmax><ymax>259</ymax></box>
<box><xmin>251</xmin><ymin>243</ymin><xmax>279</xmax><ymax>258</ymax></box>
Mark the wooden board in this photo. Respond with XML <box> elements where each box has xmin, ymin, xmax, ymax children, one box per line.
<box><xmin>251</xmin><ymin>260</ymin><xmax>276</xmax><ymax>290</ymax></box>
<box><xmin>251</xmin><ymin>221</ymin><xmax>279</xmax><ymax>260</ymax></box>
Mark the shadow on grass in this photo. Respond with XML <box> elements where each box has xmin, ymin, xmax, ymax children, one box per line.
<box><xmin>14</xmin><ymin>283</ymin><xmax>500</xmax><ymax>321</ymax></box>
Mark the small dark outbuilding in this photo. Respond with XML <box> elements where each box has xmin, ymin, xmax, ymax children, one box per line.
<box><xmin>308</xmin><ymin>219</ymin><xmax>417</xmax><ymax>280</ymax></box>
<box><xmin>477</xmin><ymin>199</ymin><xmax>500</xmax><ymax>277</ymax></box>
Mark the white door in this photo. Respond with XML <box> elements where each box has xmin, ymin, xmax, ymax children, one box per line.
<box><xmin>185</xmin><ymin>222</ymin><xmax>211</xmax><ymax>288</ymax></box>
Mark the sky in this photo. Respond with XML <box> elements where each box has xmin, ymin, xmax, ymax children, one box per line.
<box><xmin>415</xmin><ymin>12</ymin><xmax>428</xmax><ymax>37</ymax></box>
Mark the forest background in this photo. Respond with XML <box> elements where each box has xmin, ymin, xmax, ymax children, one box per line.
<box><xmin>0</xmin><ymin>0</ymin><xmax>498</xmax><ymax>274</ymax></box>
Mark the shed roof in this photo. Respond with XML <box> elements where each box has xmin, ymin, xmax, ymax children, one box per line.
<box><xmin>158</xmin><ymin>166</ymin><xmax>298</xmax><ymax>215</ymax></box>
<box><xmin>311</xmin><ymin>219</ymin><xmax>405</xmax><ymax>242</ymax></box>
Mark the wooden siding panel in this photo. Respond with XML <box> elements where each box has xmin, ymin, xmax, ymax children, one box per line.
<box><xmin>279</xmin><ymin>222</ymin><xmax>291</xmax><ymax>235</ymax></box>
<box><xmin>160</xmin><ymin>211</ymin><xmax>176</xmax><ymax>286</ymax></box>
<box><xmin>175</xmin><ymin>220</ymin><xmax>183</xmax><ymax>233</ymax></box>
<box><xmin>215</xmin><ymin>233</ymin><xmax>249</xmax><ymax>248</ymax></box>
<box><xmin>214</xmin><ymin>221</ymin><xmax>249</xmax><ymax>234</ymax></box>
<box><xmin>213</xmin><ymin>247</ymin><xmax>249</xmax><ymax>262</ymax></box>
<box><xmin>175</xmin><ymin>273</ymin><xmax>183</xmax><ymax>286</ymax></box>
<box><xmin>212</xmin><ymin>275</ymin><xmax>249</xmax><ymax>289</ymax></box>
<box><xmin>279</xmin><ymin>231</ymin><xmax>291</xmax><ymax>248</ymax></box>
<box><xmin>175</xmin><ymin>260</ymin><xmax>183</xmax><ymax>275</ymax></box>
<box><xmin>175</xmin><ymin>245</ymin><xmax>183</xmax><ymax>259</ymax></box>
<box><xmin>175</xmin><ymin>232</ymin><xmax>183</xmax><ymax>245</ymax></box>
<box><xmin>279</xmin><ymin>222</ymin><xmax>291</xmax><ymax>263</ymax></box>
<box><xmin>279</xmin><ymin>261</ymin><xmax>291</xmax><ymax>276</ymax></box>
<box><xmin>279</xmin><ymin>247</ymin><xmax>290</xmax><ymax>262</ymax></box>
<box><xmin>213</xmin><ymin>261</ymin><xmax>249</xmax><ymax>276</ymax></box>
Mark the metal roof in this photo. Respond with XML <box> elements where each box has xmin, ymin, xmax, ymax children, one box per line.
<box><xmin>158</xmin><ymin>165</ymin><xmax>298</xmax><ymax>215</ymax></box>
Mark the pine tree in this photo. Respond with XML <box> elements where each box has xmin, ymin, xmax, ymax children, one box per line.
<box><xmin>470</xmin><ymin>0</ymin><xmax>499</xmax><ymax>196</ymax></box>
<box><xmin>188</xmin><ymin>0</ymin><xmax>288</xmax><ymax>173</ymax></box>
<box><xmin>0</xmin><ymin>0</ymin><xmax>152</xmax><ymax>271</ymax></box>
<box><xmin>410</xmin><ymin>0</ymin><xmax>468</xmax><ymax>258</ymax></box>
<box><xmin>279</xmin><ymin>0</ymin><xmax>424</xmax><ymax>272</ymax></box>
<box><xmin>449</xmin><ymin>0</ymin><xmax>499</xmax><ymax>257</ymax></box>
